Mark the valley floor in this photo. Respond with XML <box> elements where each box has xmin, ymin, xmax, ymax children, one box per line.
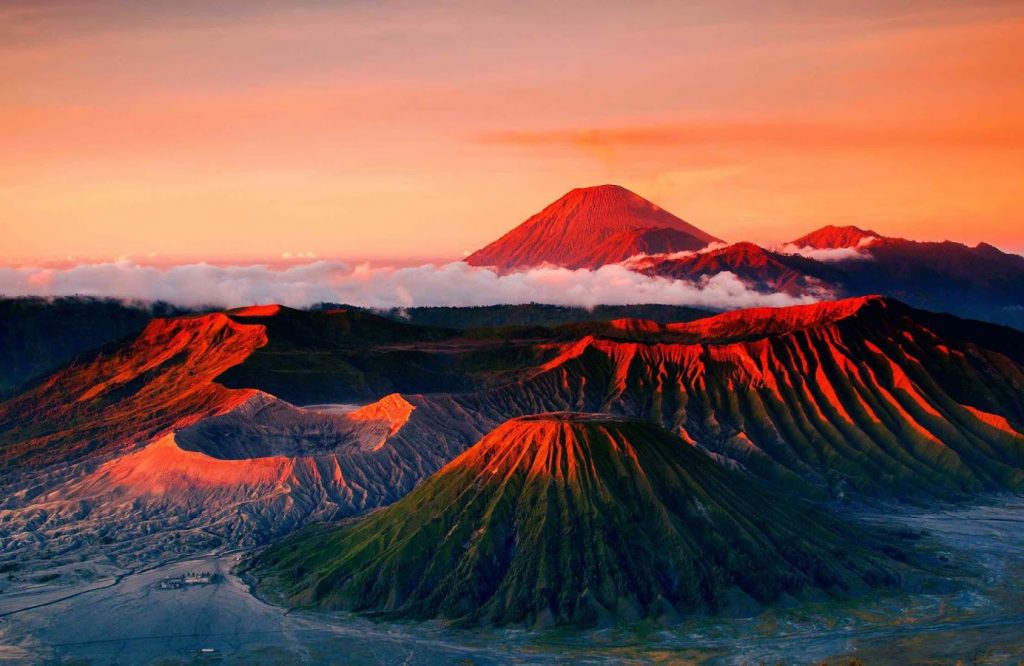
<box><xmin>2</xmin><ymin>499</ymin><xmax>1024</xmax><ymax>665</ymax></box>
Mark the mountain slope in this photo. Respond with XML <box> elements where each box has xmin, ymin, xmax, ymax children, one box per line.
<box><xmin>214</xmin><ymin>305</ymin><xmax>552</xmax><ymax>405</ymax></box>
<box><xmin>630</xmin><ymin>242</ymin><xmax>843</xmax><ymax>296</ymax></box>
<box><xmin>429</xmin><ymin>297</ymin><xmax>1024</xmax><ymax>499</ymax></box>
<box><xmin>0</xmin><ymin>306</ymin><xmax>549</xmax><ymax>469</ymax></box>
<box><xmin>579</xmin><ymin>226</ymin><xmax>717</xmax><ymax>266</ymax></box>
<box><xmin>0</xmin><ymin>313</ymin><xmax>267</xmax><ymax>468</ymax></box>
<box><xmin>465</xmin><ymin>185</ymin><xmax>720</xmax><ymax>272</ymax></box>
<box><xmin>786</xmin><ymin>227</ymin><xmax>1024</xmax><ymax>328</ymax></box>
<box><xmin>251</xmin><ymin>414</ymin><xmax>901</xmax><ymax>627</ymax></box>
<box><xmin>370</xmin><ymin>303</ymin><xmax>714</xmax><ymax>329</ymax></box>
<box><xmin>627</xmin><ymin>226</ymin><xmax>1023</xmax><ymax>328</ymax></box>
<box><xmin>790</xmin><ymin>225</ymin><xmax>882</xmax><ymax>249</ymax></box>
<box><xmin>0</xmin><ymin>390</ymin><xmax>479</xmax><ymax>567</ymax></box>
<box><xmin>0</xmin><ymin>297</ymin><xmax>188</xmax><ymax>396</ymax></box>
<box><xmin>4</xmin><ymin>295</ymin><xmax>1023</xmax><ymax>575</ymax></box>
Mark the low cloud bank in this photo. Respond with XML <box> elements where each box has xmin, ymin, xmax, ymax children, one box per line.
<box><xmin>0</xmin><ymin>260</ymin><xmax>824</xmax><ymax>310</ymax></box>
<box><xmin>622</xmin><ymin>241</ymin><xmax>731</xmax><ymax>265</ymax></box>
<box><xmin>776</xmin><ymin>237</ymin><xmax>877</xmax><ymax>263</ymax></box>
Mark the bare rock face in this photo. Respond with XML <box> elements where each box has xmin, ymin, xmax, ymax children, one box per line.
<box><xmin>0</xmin><ymin>306</ymin><xmax>494</xmax><ymax>568</ymax></box>
<box><xmin>465</xmin><ymin>184</ymin><xmax>720</xmax><ymax>272</ymax></box>
<box><xmin>0</xmin><ymin>312</ymin><xmax>269</xmax><ymax>468</ymax></box>
<box><xmin>0</xmin><ymin>391</ymin><xmax>478</xmax><ymax>566</ymax></box>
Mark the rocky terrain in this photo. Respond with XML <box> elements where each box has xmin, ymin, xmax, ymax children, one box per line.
<box><xmin>431</xmin><ymin>296</ymin><xmax>1024</xmax><ymax>498</ymax></box>
<box><xmin>0</xmin><ymin>293</ymin><xmax>1023</xmax><ymax>664</ymax></box>
<box><xmin>2</xmin><ymin>296</ymin><xmax>1023</xmax><ymax>578</ymax></box>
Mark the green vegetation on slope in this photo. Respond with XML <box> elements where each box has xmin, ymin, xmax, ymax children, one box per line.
<box><xmin>360</xmin><ymin>303</ymin><xmax>714</xmax><ymax>329</ymax></box>
<box><xmin>215</xmin><ymin>307</ymin><xmax>557</xmax><ymax>404</ymax></box>
<box><xmin>250</xmin><ymin>414</ymin><xmax>903</xmax><ymax>627</ymax></box>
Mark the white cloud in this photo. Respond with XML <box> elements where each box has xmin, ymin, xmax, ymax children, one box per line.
<box><xmin>775</xmin><ymin>237</ymin><xmax>876</xmax><ymax>262</ymax></box>
<box><xmin>619</xmin><ymin>241</ymin><xmax>730</xmax><ymax>267</ymax></box>
<box><xmin>0</xmin><ymin>260</ymin><xmax>824</xmax><ymax>310</ymax></box>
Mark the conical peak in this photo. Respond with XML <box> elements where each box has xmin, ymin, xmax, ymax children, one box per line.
<box><xmin>475</xmin><ymin>412</ymin><xmax>643</xmax><ymax>446</ymax></box>
<box><xmin>559</xmin><ymin>184</ymin><xmax>653</xmax><ymax>207</ymax></box>
<box><xmin>450</xmin><ymin>412</ymin><xmax>669</xmax><ymax>480</ymax></box>
<box><xmin>465</xmin><ymin>184</ymin><xmax>720</xmax><ymax>271</ymax></box>
<box><xmin>254</xmin><ymin>408</ymin><xmax>903</xmax><ymax>625</ymax></box>
<box><xmin>543</xmin><ymin>184</ymin><xmax>690</xmax><ymax>230</ymax></box>
<box><xmin>791</xmin><ymin>225</ymin><xmax>883</xmax><ymax>249</ymax></box>
<box><xmin>714</xmin><ymin>241</ymin><xmax>767</xmax><ymax>256</ymax></box>
<box><xmin>568</xmin><ymin>183</ymin><xmax>633</xmax><ymax>196</ymax></box>
<box><xmin>471</xmin><ymin>412</ymin><xmax>632</xmax><ymax>447</ymax></box>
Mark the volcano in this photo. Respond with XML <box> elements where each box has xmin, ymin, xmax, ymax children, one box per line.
<box><xmin>784</xmin><ymin>227</ymin><xmax>1024</xmax><ymax>328</ymax></box>
<box><xmin>4</xmin><ymin>295</ymin><xmax>1023</xmax><ymax>583</ymax></box>
<box><xmin>0</xmin><ymin>305</ymin><xmax>539</xmax><ymax>469</ymax></box>
<box><xmin>790</xmin><ymin>225</ymin><xmax>883</xmax><ymax>249</ymax></box>
<box><xmin>425</xmin><ymin>296</ymin><xmax>1024</xmax><ymax>499</ymax></box>
<box><xmin>465</xmin><ymin>184</ymin><xmax>720</xmax><ymax>272</ymax></box>
<box><xmin>251</xmin><ymin>413</ymin><xmax>900</xmax><ymax>627</ymax></box>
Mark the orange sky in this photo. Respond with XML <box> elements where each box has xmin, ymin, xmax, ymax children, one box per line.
<box><xmin>2</xmin><ymin>0</ymin><xmax>1023</xmax><ymax>262</ymax></box>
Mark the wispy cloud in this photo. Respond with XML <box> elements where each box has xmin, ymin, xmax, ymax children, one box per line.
<box><xmin>619</xmin><ymin>242</ymin><xmax>731</xmax><ymax>267</ymax></box>
<box><xmin>0</xmin><ymin>260</ymin><xmax>822</xmax><ymax>310</ymax></box>
<box><xmin>776</xmin><ymin>237</ymin><xmax>878</xmax><ymax>262</ymax></box>
<box><xmin>479</xmin><ymin>121</ymin><xmax>1024</xmax><ymax>153</ymax></box>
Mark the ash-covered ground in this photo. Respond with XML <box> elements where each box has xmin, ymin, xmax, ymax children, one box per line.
<box><xmin>1</xmin><ymin>499</ymin><xmax>1023</xmax><ymax>665</ymax></box>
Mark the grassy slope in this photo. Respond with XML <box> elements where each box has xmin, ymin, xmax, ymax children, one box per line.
<box><xmin>251</xmin><ymin>416</ymin><xmax>902</xmax><ymax>627</ymax></box>
<box><xmin>215</xmin><ymin>308</ymin><xmax>559</xmax><ymax>404</ymax></box>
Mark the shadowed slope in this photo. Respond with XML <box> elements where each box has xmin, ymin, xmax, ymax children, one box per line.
<box><xmin>0</xmin><ymin>297</ymin><xmax>188</xmax><ymax>397</ymax></box>
<box><xmin>629</xmin><ymin>242</ymin><xmax>843</xmax><ymax>296</ymax></box>
<box><xmin>0</xmin><ymin>313</ymin><xmax>267</xmax><ymax>468</ymax></box>
<box><xmin>0</xmin><ymin>305</ymin><xmax>551</xmax><ymax>469</ymax></box>
<box><xmin>251</xmin><ymin>414</ymin><xmax>901</xmax><ymax>627</ymax></box>
<box><xmin>787</xmin><ymin>226</ymin><xmax>1024</xmax><ymax>328</ymax></box>
<box><xmin>429</xmin><ymin>296</ymin><xmax>1024</xmax><ymax>499</ymax></box>
<box><xmin>214</xmin><ymin>305</ymin><xmax>549</xmax><ymax>404</ymax></box>
<box><xmin>466</xmin><ymin>185</ymin><xmax>720</xmax><ymax>272</ymax></box>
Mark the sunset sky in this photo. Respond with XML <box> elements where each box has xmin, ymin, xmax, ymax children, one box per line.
<box><xmin>2</xmin><ymin>0</ymin><xmax>1023</xmax><ymax>263</ymax></box>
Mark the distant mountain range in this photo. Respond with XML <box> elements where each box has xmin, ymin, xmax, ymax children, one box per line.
<box><xmin>467</xmin><ymin>185</ymin><xmax>1024</xmax><ymax>329</ymax></box>
<box><xmin>2</xmin><ymin>184</ymin><xmax>1022</xmax><ymax>631</ymax></box>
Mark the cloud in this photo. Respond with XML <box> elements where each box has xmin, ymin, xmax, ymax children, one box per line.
<box><xmin>479</xmin><ymin>122</ymin><xmax>1024</xmax><ymax>153</ymax></box>
<box><xmin>776</xmin><ymin>237</ymin><xmax>877</xmax><ymax>262</ymax></box>
<box><xmin>0</xmin><ymin>260</ymin><xmax>822</xmax><ymax>311</ymax></box>
<box><xmin>620</xmin><ymin>242</ymin><xmax>731</xmax><ymax>267</ymax></box>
